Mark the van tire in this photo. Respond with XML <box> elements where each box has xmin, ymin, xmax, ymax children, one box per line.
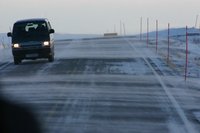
<box><xmin>14</xmin><ymin>57</ymin><xmax>21</xmax><ymax>65</ymax></box>
<box><xmin>48</xmin><ymin>55</ymin><xmax>54</xmax><ymax>62</ymax></box>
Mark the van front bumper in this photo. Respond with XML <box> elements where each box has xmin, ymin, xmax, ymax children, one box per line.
<box><xmin>12</xmin><ymin>46</ymin><xmax>54</xmax><ymax>59</ymax></box>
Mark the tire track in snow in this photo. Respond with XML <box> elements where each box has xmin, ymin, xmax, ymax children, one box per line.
<box><xmin>125</xmin><ymin>38</ymin><xmax>198</xmax><ymax>133</ymax></box>
<box><xmin>35</xmin><ymin>59</ymin><xmax>61</xmax><ymax>75</ymax></box>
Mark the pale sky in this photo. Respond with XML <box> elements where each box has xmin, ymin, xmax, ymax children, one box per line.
<box><xmin>1</xmin><ymin>0</ymin><xmax>200</xmax><ymax>34</ymax></box>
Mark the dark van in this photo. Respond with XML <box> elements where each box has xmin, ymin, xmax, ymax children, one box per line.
<box><xmin>7</xmin><ymin>18</ymin><xmax>55</xmax><ymax>64</ymax></box>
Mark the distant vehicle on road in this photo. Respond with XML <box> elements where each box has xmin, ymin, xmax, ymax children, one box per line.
<box><xmin>7</xmin><ymin>18</ymin><xmax>55</xmax><ymax>64</ymax></box>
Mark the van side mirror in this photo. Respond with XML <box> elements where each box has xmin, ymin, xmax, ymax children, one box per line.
<box><xmin>49</xmin><ymin>29</ymin><xmax>55</xmax><ymax>34</ymax></box>
<box><xmin>7</xmin><ymin>32</ymin><xmax>12</xmax><ymax>37</ymax></box>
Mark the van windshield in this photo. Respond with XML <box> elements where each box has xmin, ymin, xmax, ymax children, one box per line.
<box><xmin>12</xmin><ymin>21</ymin><xmax>49</xmax><ymax>43</ymax></box>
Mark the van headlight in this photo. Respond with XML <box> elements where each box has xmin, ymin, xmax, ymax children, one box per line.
<box><xmin>43</xmin><ymin>41</ymin><xmax>50</xmax><ymax>46</ymax></box>
<box><xmin>13</xmin><ymin>43</ymin><xmax>20</xmax><ymax>48</ymax></box>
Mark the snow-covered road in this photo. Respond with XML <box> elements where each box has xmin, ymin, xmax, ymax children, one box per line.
<box><xmin>0</xmin><ymin>37</ymin><xmax>200</xmax><ymax>133</ymax></box>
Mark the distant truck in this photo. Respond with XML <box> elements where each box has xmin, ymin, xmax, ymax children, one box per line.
<box><xmin>7</xmin><ymin>18</ymin><xmax>55</xmax><ymax>64</ymax></box>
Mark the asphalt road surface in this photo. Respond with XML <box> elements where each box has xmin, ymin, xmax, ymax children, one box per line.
<box><xmin>0</xmin><ymin>37</ymin><xmax>200</xmax><ymax>133</ymax></box>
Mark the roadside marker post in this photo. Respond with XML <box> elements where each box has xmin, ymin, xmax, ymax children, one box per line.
<box><xmin>156</xmin><ymin>20</ymin><xmax>158</xmax><ymax>53</ymax></box>
<box><xmin>147</xmin><ymin>18</ymin><xmax>149</xmax><ymax>47</ymax></box>
<box><xmin>185</xmin><ymin>26</ymin><xmax>188</xmax><ymax>81</ymax></box>
<box><xmin>140</xmin><ymin>17</ymin><xmax>143</xmax><ymax>41</ymax></box>
<box><xmin>167</xmin><ymin>23</ymin><xmax>170</xmax><ymax>63</ymax></box>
